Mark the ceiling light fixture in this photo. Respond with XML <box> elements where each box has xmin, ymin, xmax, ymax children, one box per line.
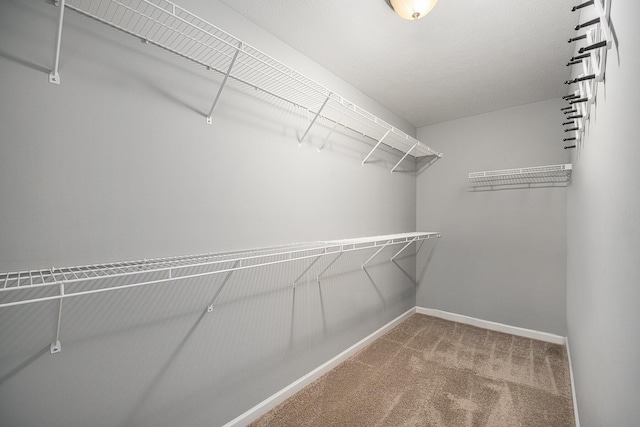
<box><xmin>385</xmin><ymin>0</ymin><xmax>438</xmax><ymax>20</ymax></box>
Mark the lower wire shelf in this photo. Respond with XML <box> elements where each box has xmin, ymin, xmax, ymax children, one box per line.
<box><xmin>0</xmin><ymin>231</ymin><xmax>439</xmax><ymax>354</ymax></box>
<box><xmin>0</xmin><ymin>232</ymin><xmax>440</xmax><ymax>309</ymax></box>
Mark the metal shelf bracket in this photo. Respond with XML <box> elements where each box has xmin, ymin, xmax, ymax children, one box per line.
<box><xmin>298</xmin><ymin>95</ymin><xmax>331</xmax><ymax>145</ymax></box>
<box><xmin>293</xmin><ymin>250</ymin><xmax>324</xmax><ymax>287</ymax></box>
<box><xmin>362</xmin><ymin>240</ymin><xmax>392</xmax><ymax>269</ymax></box>
<box><xmin>390</xmin><ymin>237</ymin><xmax>419</xmax><ymax>261</ymax></box>
<box><xmin>50</xmin><ymin>283</ymin><xmax>64</xmax><ymax>354</ymax></box>
<box><xmin>206</xmin><ymin>260</ymin><xmax>238</xmax><ymax>313</ymax></box>
<box><xmin>48</xmin><ymin>0</ymin><xmax>66</xmax><ymax>85</ymax></box>
<box><xmin>391</xmin><ymin>143</ymin><xmax>417</xmax><ymax>173</ymax></box>
<box><xmin>317</xmin><ymin>104</ymin><xmax>349</xmax><ymax>153</ymax></box>
<box><xmin>317</xmin><ymin>252</ymin><xmax>343</xmax><ymax>283</ymax></box>
<box><xmin>207</xmin><ymin>41</ymin><xmax>242</xmax><ymax>125</ymax></box>
<box><xmin>362</xmin><ymin>129</ymin><xmax>392</xmax><ymax>165</ymax></box>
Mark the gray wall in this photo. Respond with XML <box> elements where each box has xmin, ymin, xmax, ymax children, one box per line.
<box><xmin>566</xmin><ymin>1</ymin><xmax>640</xmax><ymax>425</ymax></box>
<box><xmin>416</xmin><ymin>99</ymin><xmax>570</xmax><ymax>336</ymax></box>
<box><xmin>0</xmin><ymin>0</ymin><xmax>418</xmax><ymax>272</ymax></box>
<box><xmin>0</xmin><ymin>1</ymin><xmax>419</xmax><ymax>426</ymax></box>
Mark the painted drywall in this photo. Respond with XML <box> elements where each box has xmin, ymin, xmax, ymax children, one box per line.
<box><xmin>416</xmin><ymin>99</ymin><xmax>570</xmax><ymax>336</ymax></box>
<box><xmin>566</xmin><ymin>1</ymin><xmax>640</xmax><ymax>425</ymax></box>
<box><xmin>0</xmin><ymin>1</ymin><xmax>419</xmax><ymax>426</ymax></box>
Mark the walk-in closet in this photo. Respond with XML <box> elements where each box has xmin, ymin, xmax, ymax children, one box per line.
<box><xmin>1</xmin><ymin>0</ymin><xmax>638</xmax><ymax>426</ymax></box>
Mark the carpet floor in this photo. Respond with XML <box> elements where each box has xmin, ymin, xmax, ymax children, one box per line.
<box><xmin>250</xmin><ymin>314</ymin><xmax>575</xmax><ymax>426</ymax></box>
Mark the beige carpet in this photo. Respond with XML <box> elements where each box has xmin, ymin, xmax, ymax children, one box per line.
<box><xmin>251</xmin><ymin>314</ymin><xmax>575</xmax><ymax>426</ymax></box>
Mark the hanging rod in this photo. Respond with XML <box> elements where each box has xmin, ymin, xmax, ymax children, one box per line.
<box><xmin>50</xmin><ymin>0</ymin><xmax>442</xmax><ymax>162</ymax></box>
<box><xmin>0</xmin><ymin>232</ymin><xmax>440</xmax><ymax>309</ymax></box>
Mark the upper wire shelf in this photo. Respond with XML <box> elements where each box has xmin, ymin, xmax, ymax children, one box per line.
<box><xmin>51</xmin><ymin>0</ymin><xmax>442</xmax><ymax>164</ymax></box>
<box><xmin>469</xmin><ymin>164</ymin><xmax>573</xmax><ymax>186</ymax></box>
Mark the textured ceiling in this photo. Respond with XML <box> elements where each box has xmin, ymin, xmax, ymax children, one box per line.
<box><xmin>217</xmin><ymin>0</ymin><xmax>579</xmax><ymax>128</ymax></box>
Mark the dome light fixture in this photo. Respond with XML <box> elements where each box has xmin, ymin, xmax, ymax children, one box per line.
<box><xmin>385</xmin><ymin>0</ymin><xmax>438</xmax><ymax>20</ymax></box>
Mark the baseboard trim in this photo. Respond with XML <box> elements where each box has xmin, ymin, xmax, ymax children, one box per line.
<box><xmin>415</xmin><ymin>307</ymin><xmax>566</xmax><ymax>345</ymax></box>
<box><xmin>222</xmin><ymin>307</ymin><xmax>416</xmax><ymax>427</ymax></box>
<box><xmin>224</xmin><ymin>306</ymin><xmax>573</xmax><ymax>426</ymax></box>
<box><xmin>565</xmin><ymin>337</ymin><xmax>581</xmax><ymax>427</ymax></box>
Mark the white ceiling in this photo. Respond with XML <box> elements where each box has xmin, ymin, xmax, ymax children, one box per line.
<box><xmin>217</xmin><ymin>0</ymin><xmax>580</xmax><ymax>128</ymax></box>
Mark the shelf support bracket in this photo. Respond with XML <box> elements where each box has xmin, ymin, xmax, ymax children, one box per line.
<box><xmin>390</xmin><ymin>237</ymin><xmax>419</xmax><ymax>261</ymax></box>
<box><xmin>362</xmin><ymin>129</ymin><xmax>392</xmax><ymax>165</ymax></box>
<box><xmin>50</xmin><ymin>283</ymin><xmax>64</xmax><ymax>354</ymax></box>
<box><xmin>49</xmin><ymin>0</ymin><xmax>66</xmax><ymax>85</ymax></box>
<box><xmin>391</xmin><ymin>143</ymin><xmax>417</xmax><ymax>173</ymax></box>
<box><xmin>206</xmin><ymin>260</ymin><xmax>238</xmax><ymax>313</ymax></box>
<box><xmin>206</xmin><ymin>42</ymin><xmax>242</xmax><ymax>124</ymax></box>
<box><xmin>362</xmin><ymin>240</ymin><xmax>392</xmax><ymax>269</ymax></box>
<box><xmin>293</xmin><ymin>252</ymin><xmax>324</xmax><ymax>287</ymax></box>
<box><xmin>317</xmin><ymin>104</ymin><xmax>349</xmax><ymax>153</ymax></box>
<box><xmin>298</xmin><ymin>95</ymin><xmax>331</xmax><ymax>145</ymax></box>
<box><xmin>417</xmin><ymin>153</ymin><xmax>441</xmax><ymax>174</ymax></box>
<box><xmin>316</xmin><ymin>251</ymin><xmax>343</xmax><ymax>283</ymax></box>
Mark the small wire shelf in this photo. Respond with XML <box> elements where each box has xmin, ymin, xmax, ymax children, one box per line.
<box><xmin>469</xmin><ymin>164</ymin><xmax>573</xmax><ymax>186</ymax></box>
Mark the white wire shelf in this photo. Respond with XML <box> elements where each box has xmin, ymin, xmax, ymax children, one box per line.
<box><xmin>49</xmin><ymin>0</ymin><xmax>442</xmax><ymax>165</ymax></box>
<box><xmin>469</xmin><ymin>164</ymin><xmax>573</xmax><ymax>186</ymax></box>
<box><xmin>0</xmin><ymin>232</ymin><xmax>440</xmax><ymax>310</ymax></box>
<box><xmin>0</xmin><ymin>231</ymin><xmax>439</xmax><ymax>354</ymax></box>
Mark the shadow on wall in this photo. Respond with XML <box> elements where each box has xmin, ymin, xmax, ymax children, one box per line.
<box><xmin>0</xmin><ymin>346</ymin><xmax>50</xmax><ymax>387</ymax></box>
<box><xmin>416</xmin><ymin>237</ymin><xmax>440</xmax><ymax>295</ymax></box>
<box><xmin>0</xmin><ymin>0</ymin><xmax>59</xmax><ymax>75</ymax></box>
<box><xmin>0</xmin><ymin>49</ymin><xmax>50</xmax><ymax>76</ymax></box>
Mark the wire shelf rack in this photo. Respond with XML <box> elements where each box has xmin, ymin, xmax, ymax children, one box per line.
<box><xmin>50</xmin><ymin>0</ymin><xmax>442</xmax><ymax>164</ymax></box>
<box><xmin>0</xmin><ymin>232</ymin><xmax>440</xmax><ymax>310</ymax></box>
<box><xmin>469</xmin><ymin>164</ymin><xmax>573</xmax><ymax>186</ymax></box>
<box><xmin>0</xmin><ymin>231</ymin><xmax>439</xmax><ymax>354</ymax></box>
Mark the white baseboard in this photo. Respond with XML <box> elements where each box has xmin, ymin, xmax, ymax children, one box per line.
<box><xmin>415</xmin><ymin>307</ymin><xmax>566</xmax><ymax>345</ymax></box>
<box><xmin>565</xmin><ymin>337</ymin><xmax>580</xmax><ymax>427</ymax></box>
<box><xmin>222</xmin><ymin>307</ymin><xmax>416</xmax><ymax>427</ymax></box>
